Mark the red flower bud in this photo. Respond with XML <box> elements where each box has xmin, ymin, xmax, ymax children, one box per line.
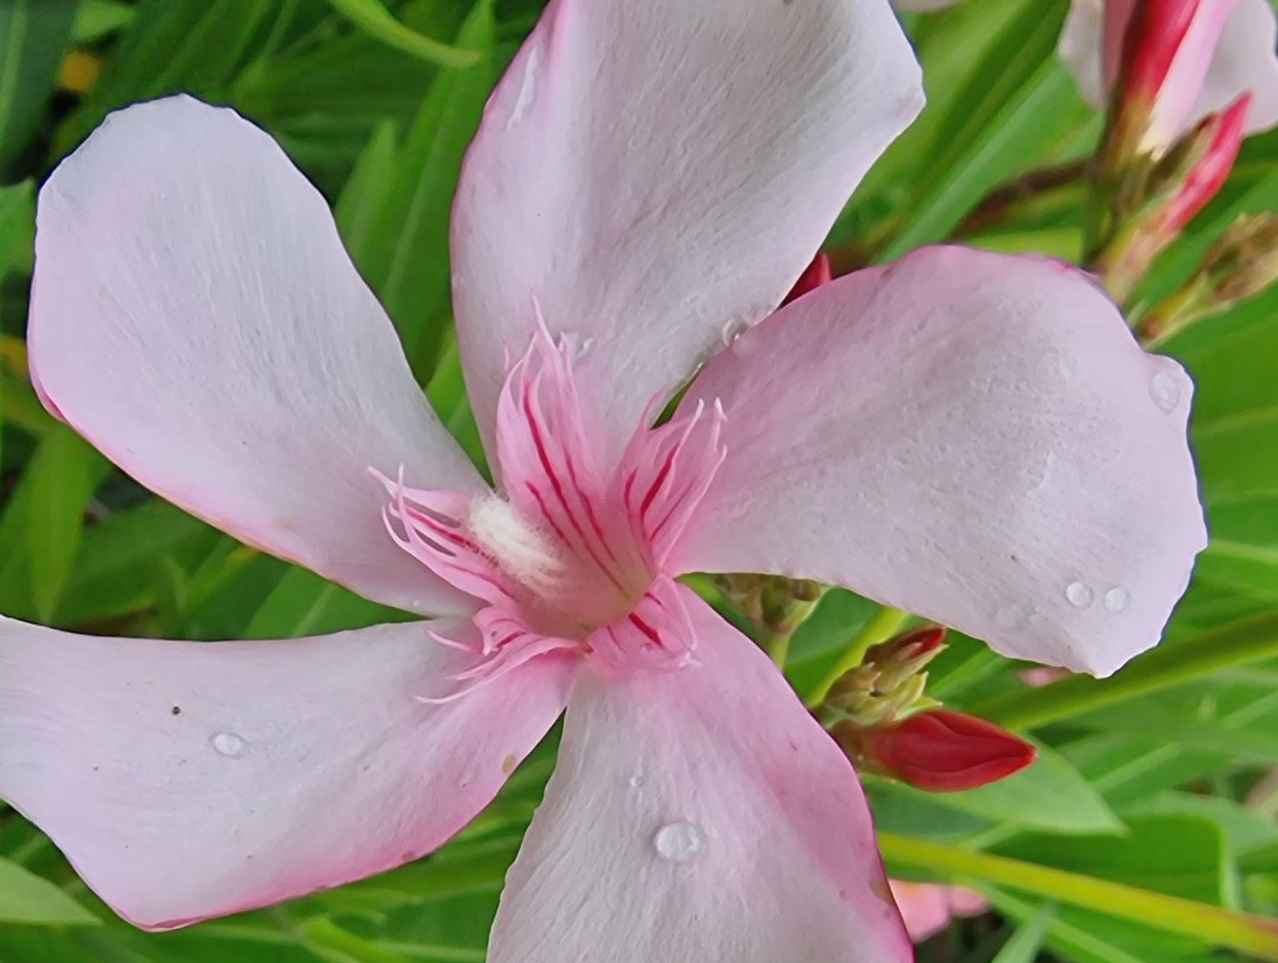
<box><xmin>1110</xmin><ymin>0</ymin><xmax>1236</xmax><ymax>152</ymax></box>
<box><xmin>861</xmin><ymin>709</ymin><xmax>1036</xmax><ymax>792</ymax></box>
<box><xmin>865</xmin><ymin>624</ymin><xmax>947</xmax><ymax>671</ymax></box>
<box><xmin>1114</xmin><ymin>0</ymin><xmax>1201</xmax><ymax>109</ymax></box>
<box><xmin>781</xmin><ymin>251</ymin><xmax>832</xmax><ymax>305</ymax></box>
<box><xmin>1164</xmin><ymin>92</ymin><xmax>1251</xmax><ymax>232</ymax></box>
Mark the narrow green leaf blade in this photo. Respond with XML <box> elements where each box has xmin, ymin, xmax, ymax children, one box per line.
<box><xmin>0</xmin><ymin>858</ymin><xmax>98</xmax><ymax>926</ymax></box>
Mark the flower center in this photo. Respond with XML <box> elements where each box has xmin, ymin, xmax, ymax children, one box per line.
<box><xmin>464</xmin><ymin>493</ymin><xmax>650</xmax><ymax>639</ymax></box>
<box><xmin>375</xmin><ymin>323</ymin><xmax>726</xmax><ymax>696</ymax></box>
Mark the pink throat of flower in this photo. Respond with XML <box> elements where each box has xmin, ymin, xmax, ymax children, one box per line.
<box><xmin>375</xmin><ymin>324</ymin><xmax>727</xmax><ymax>698</ymax></box>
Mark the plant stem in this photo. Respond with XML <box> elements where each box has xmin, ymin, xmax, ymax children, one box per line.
<box><xmin>954</xmin><ymin>158</ymin><xmax>1088</xmax><ymax>237</ymax></box>
<box><xmin>969</xmin><ymin>610</ymin><xmax>1278</xmax><ymax>730</ymax></box>
<box><xmin>323</xmin><ymin>0</ymin><xmax>480</xmax><ymax>67</ymax></box>
<box><xmin>878</xmin><ymin>833</ymin><xmax>1278</xmax><ymax>960</ymax></box>
<box><xmin>766</xmin><ymin>629</ymin><xmax>791</xmax><ymax>669</ymax></box>
<box><xmin>804</xmin><ymin>606</ymin><xmax>910</xmax><ymax>707</ymax></box>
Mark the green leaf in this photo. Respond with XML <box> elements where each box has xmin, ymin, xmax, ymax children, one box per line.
<box><xmin>929</xmin><ymin>741</ymin><xmax>1124</xmax><ymax>834</ymax></box>
<box><xmin>321</xmin><ymin>0</ymin><xmax>478</xmax><ymax>69</ymax></box>
<box><xmin>996</xmin><ymin>815</ymin><xmax>1230</xmax><ymax>906</ymax></box>
<box><xmin>879</xmin><ymin>0</ymin><xmax>1090</xmax><ymax>258</ymax></box>
<box><xmin>0</xmin><ymin>0</ymin><xmax>77</xmax><ymax>172</ymax></box>
<box><xmin>53</xmin><ymin>499</ymin><xmax>213</xmax><ymax>627</ymax></box>
<box><xmin>990</xmin><ymin>902</ymin><xmax>1056</xmax><ymax>963</ymax></box>
<box><xmin>0</xmin><ymin>857</ymin><xmax>98</xmax><ymax>926</ymax></box>
<box><xmin>0</xmin><ymin>179</ymin><xmax>33</xmax><ymax>276</ymax></box>
<box><xmin>245</xmin><ymin>565</ymin><xmax>405</xmax><ymax>639</ymax></box>
<box><xmin>352</xmin><ymin>0</ymin><xmax>496</xmax><ymax>380</ymax></box>
<box><xmin>54</xmin><ymin>0</ymin><xmax>280</xmax><ymax>155</ymax></box>
<box><xmin>335</xmin><ymin>118</ymin><xmax>400</xmax><ymax>263</ymax></box>
<box><xmin>72</xmin><ymin>0</ymin><xmax>135</xmax><ymax>44</ymax></box>
<box><xmin>24</xmin><ymin>427</ymin><xmax>110</xmax><ymax>621</ymax></box>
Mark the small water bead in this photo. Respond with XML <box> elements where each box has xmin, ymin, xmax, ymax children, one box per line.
<box><xmin>720</xmin><ymin>318</ymin><xmax>750</xmax><ymax>347</ymax></box>
<box><xmin>1104</xmin><ymin>586</ymin><xmax>1132</xmax><ymax>613</ymax></box>
<box><xmin>211</xmin><ymin>732</ymin><xmax>247</xmax><ymax>758</ymax></box>
<box><xmin>1065</xmin><ymin>580</ymin><xmax>1094</xmax><ymax>608</ymax></box>
<box><xmin>629</xmin><ymin>773</ymin><xmax>645</xmax><ymax>789</ymax></box>
<box><xmin>1149</xmin><ymin>372</ymin><xmax>1182</xmax><ymax>413</ymax></box>
<box><xmin>509</xmin><ymin>48</ymin><xmax>539</xmax><ymax>126</ymax></box>
<box><xmin>653</xmin><ymin>821</ymin><xmax>707</xmax><ymax>863</ymax></box>
<box><xmin>994</xmin><ymin>603</ymin><xmax>1033</xmax><ymax>630</ymax></box>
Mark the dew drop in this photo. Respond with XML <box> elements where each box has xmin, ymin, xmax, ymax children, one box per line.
<box><xmin>653</xmin><ymin>821</ymin><xmax>707</xmax><ymax>863</ymax></box>
<box><xmin>1065</xmin><ymin>580</ymin><xmax>1094</xmax><ymax>608</ymax></box>
<box><xmin>211</xmin><ymin>732</ymin><xmax>247</xmax><ymax>758</ymax></box>
<box><xmin>1104</xmin><ymin>586</ymin><xmax>1132</xmax><ymax>613</ymax></box>
<box><xmin>1027</xmin><ymin>451</ymin><xmax>1056</xmax><ymax>491</ymax></box>
<box><xmin>720</xmin><ymin>318</ymin><xmax>749</xmax><ymax>347</ymax></box>
<box><xmin>995</xmin><ymin>603</ymin><xmax>1032</xmax><ymax>630</ymax></box>
<box><xmin>558</xmin><ymin>330</ymin><xmax>594</xmax><ymax>362</ymax></box>
<box><xmin>510</xmin><ymin>48</ymin><xmax>539</xmax><ymax>126</ymax></box>
<box><xmin>629</xmin><ymin>773</ymin><xmax>644</xmax><ymax>789</ymax></box>
<box><xmin>1149</xmin><ymin>371</ymin><xmax>1182</xmax><ymax>413</ymax></box>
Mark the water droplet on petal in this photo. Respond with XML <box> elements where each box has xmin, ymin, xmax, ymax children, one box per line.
<box><xmin>1104</xmin><ymin>586</ymin><xmax>1132</xmax><ymax>613</ymax></box>
<box><xmin>211</xmin><ymin>732</ymin><xmax>247</xmax><ymax>758</ymax></box>
<box><xmin>1027</xmin><ymin>451</ymin><xmax>1056</xmax><ymax>491</ymax></box>
<box><xmin>557</xmin><ymin>330</ymin><xmax>594</xmax><ymax>362</ymax></box>
<box><xmin>1150</xmin><ymin>372</ymin><xmax>1182</xmax><ymax>413</ymax></box>
<box><xmin>510</xmin><ymin>48</ymin><xmax>539</xmax><ymax>126</ymax></box>
<box><xmin>653</xmin><ymin>821</ymin><xmax>707</xmax><ymax>863</ymax></box>
<box><xmin>1065</xmin><ymin>580</ymin><xmax>1094</xmax><ymax>608</ymax></box>
<box><xmin>995</xmin><ymin>603</ymin><xmax>1032</xmax><ymax>630</ymax></box>
<box><xmin>629</xmin><ymin>773</ymin><xmax>644</xmax><ymax>789</ymax></box>
<box><xmin>720</xmin><ymin>318</ymin><xmax>749</xmax><ymax>347</ymax></box>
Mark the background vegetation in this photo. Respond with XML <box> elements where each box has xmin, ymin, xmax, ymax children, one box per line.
<box><xmin>1</xmin><ymin>1</ymin><xmax>1277</xmax><ymax>961</ymax></box>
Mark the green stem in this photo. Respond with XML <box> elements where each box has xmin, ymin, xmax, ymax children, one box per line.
<box><xmin>323</xmin><ymin>0</ymin><xmax>480</xmax><ymax>67</ymax></box>
<box><xmin>970</xmin><ymin>610</ymin><xmax>1278</xmax><ymax>731</ymax></box>
<box><xmin>765</xmin><ymin>629</ymin><xmax>791</xmax><ymax>670</ymax></box>
<box><xmin>804</xmin><ymin>606</ymin><xmax>909</xmax><ymax>707</ymax></box>
<box><xmin>879</xmin><ymin>833</ymin><xmax>1278</xmax><ymax>960</ymax></box>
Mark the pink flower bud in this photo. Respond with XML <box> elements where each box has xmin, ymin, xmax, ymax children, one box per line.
<box><xmin>1164</xmin><ymin>92</ymin><xmax>1251</xmax><ymax>231</ymax></box>
<box><xmin>1109</xmin><ymin>0</ymin><xmax>1239</xmax><ymax>153</ymax></box>
<box><xmin>865</xmin><ymin>624</ymin><xmax>947</xmax><ymax>672</ymax></box>
<box><xmin>781</xmin><ymin>251</ymin><xmax>832</xmax><ymax>305</ymax></box>
<box><xmin>860</xmin><ymin>709</ymin><xmax>1037</xmax><ymax>792</ymax></box>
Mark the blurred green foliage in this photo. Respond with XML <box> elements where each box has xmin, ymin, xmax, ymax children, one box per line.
<box><xmin>0</xmin><ymin>1</ymin><xmax>1277</xmax><ymax>961</ymax></box>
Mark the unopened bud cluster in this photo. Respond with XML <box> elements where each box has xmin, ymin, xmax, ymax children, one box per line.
<box><xmin>822</xmin><ymin>625</ymin><xmax>1037</xmax><ymax>793</ymax></box>
<box><xmin>823</xmin><ymin>625</ymin><xmax>946</xmax><ymax>728</ymax></box>
<box><xmin>1139</xmin><ymin>212</ymin><xmax>1278</xmax><ymax>342</ymax></box>
<box><xmin>1088</xmin><ymin>0</ymin><xmax>1272</xmax><ymax>312</ymax></box>
<box><xmin>716</xmin><ymin>573</ymin><xmax>826</xmax><ymax>641</ymax></box>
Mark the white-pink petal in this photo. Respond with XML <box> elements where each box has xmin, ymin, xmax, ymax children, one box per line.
<box><xmin>487</xmin><ymin>586</ymin><xmax>910</xmax><ymax>963</ymax></box>
<box><xmin>29</xmin><ymin>96</ymin><xmax>484</xmax><ymax>617</ymax></box>
<box><xmin>673</xmin><ymin>246</ymin><xmax>1206</xmax><ymax>677</ymax></box>
<box><xmin>451</xmin><ymin>0</ymin><xmax>924</xmax><ymax>464</ymax></box>
<box><xmin>0</xmin><ymin>616</ymin><xmax>572</xmax><ymax>929</ymax></box>
<box><xmin>1060</xmin><ymin>0</ymin><xmax>1278</xmax><ymax>140</ymax></box>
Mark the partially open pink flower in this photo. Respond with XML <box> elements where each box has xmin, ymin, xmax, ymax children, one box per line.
<box><xmin>0</xmin><ymin>0</ymin><xmax>1205</xmax><ymax>958</ymax></box>
<box><xmin>1060</xmin><ymin>0</ymin><xmax>1278</xmax><ymax>150</ymax></box>
<box><xmin>889</xmin><ymin>880</ymin><xmax>989</xmax><ymax>943</ymax></box>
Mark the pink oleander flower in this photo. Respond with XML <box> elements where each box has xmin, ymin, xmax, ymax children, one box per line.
<box><xmin>1060</xmin><ymin>0</ymin><xmax>1278</xmax><ymax>151</ymax></box>
<box><xmin>888</xmin><ymin>880</ymin><xmax>990</xmax><ymax>943</ymax></box>
<box><xmin>0</xmin><ymin>0</ymin><xmax>1206</xmax><ymax>959</ymax></box>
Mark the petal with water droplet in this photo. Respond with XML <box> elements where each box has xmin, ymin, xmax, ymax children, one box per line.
<box><xmin>0</xmin><ymin>616</ymin><xmax>572</xmax><ymax>930</ymax></box>
<box><xmin>674</xmin><ymin>246</ymin><xmax>1206</xmax><ymax>677</ymax></box>
<box><xmin>487</xmin><ymin>587</ymin><xmax>909</xmax><ymax>963</ymax></box>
